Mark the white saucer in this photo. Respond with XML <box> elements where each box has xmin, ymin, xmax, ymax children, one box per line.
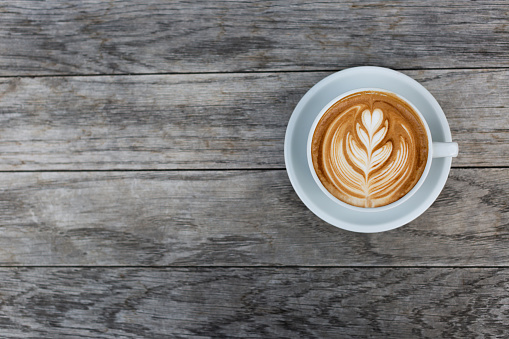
<box><xmin>284</xmin><ymin>66</ymin><xmax>453</xmax><ymax>233</ymax></box>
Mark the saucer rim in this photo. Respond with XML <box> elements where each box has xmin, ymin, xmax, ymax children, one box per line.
<box><xmin>284</xmin><ymin>66</ymin><xmax>453</xmax><ymax>233</ymax></box>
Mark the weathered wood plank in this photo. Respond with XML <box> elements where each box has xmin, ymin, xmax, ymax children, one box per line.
<box><xmin>0</xmin><ymin>69</ymin><xmax>506</xmax><ymax>170</ymax></box>
<box><xmin>0</xmin><ymin>72</ymin><xmax>298</xmax><ymax>170</ymax></box>
<box><xmin>0</xmin><ymin>267</ymin><xmax>507</xmax><ymax>338</ymax></box>
<box><xmin>0</xmin><ymin>168</ymin><xmax>506</xmax><ymax>266</ymax></box>
<box><xmin>1</xmin><ymin>1</ymin><xmax>509</xmax><ymax>75</ymax></box>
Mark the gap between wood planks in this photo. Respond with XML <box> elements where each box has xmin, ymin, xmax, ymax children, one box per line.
<box><xmin>0</xmin><ymin>66</ymin><xmax>508</xmax><ymax>79</ymax></box>
<box><xmin>1</xmin><ymin>265</ymin><xmax>509</xmax><ymax>268</ymax></box>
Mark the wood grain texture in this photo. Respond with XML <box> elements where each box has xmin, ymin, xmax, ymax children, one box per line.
<box><xmin>1</xmin><ymin>1</ymin><xmax>509</xmax><ymax>75</ymax></box>
<box><xmin>0</xmin><ymin>267</ymin><xmax>507</xmax><ymax>338</ymax></box>
<box><xmin>0</xmin><ymin>69</ymin><xmax>506</xmax><ymax>170</ymax></box>
<box><xmin>0</xmin><ymin>168</ymin><xmax>506</xmax><ymax>266</ymax></box>
<box><xmin>2</xmin><ymin>1</ymin><xmax>507</xmax><ymax>336</ymax></box>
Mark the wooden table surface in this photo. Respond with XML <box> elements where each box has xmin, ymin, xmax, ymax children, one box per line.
<box><xmin>0</xmin><ymin>1</ymin><xmax>508</xmax><ymax>337</ymax></box>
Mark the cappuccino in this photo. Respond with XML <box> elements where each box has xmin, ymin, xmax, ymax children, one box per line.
<box><xmin>310</xmin><ymin>90</ymin><xmax>428</xmax><ymax>208</ymax></box>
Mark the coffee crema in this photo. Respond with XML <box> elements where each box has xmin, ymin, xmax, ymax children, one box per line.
<box><xmin>311</xmin><ymin>90</ymin><xmax>429</xmax><ymax>208</ymax></box>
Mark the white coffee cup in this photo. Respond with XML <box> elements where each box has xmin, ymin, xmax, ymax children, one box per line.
<box><xmin>307</xmin><ymin>88</ymin><xmax>458</xmax><ymax>212</ymax></box>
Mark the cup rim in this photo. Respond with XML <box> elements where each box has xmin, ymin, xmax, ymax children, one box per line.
<box><xmin>306</xmin><ymin>87</ymin><xmax>433</xmax><ymax>213</ymax></box>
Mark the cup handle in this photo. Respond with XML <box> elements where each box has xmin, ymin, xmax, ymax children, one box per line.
<box><xmin>432</xmin><ymin>142</ymin><xmax>459</xmax><ymax>158</ymax></box>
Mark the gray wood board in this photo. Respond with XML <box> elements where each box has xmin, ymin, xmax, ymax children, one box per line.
<box><xmin>0</xmin><ymin>267</ymin><xmax>507</xmax><ymax>338</ymax></box>
<box><xmin>0</xmin><ymin>168</ymin><xmax>507</xmax><ymax>266</ymax></box>
<box><xmin>1</xmin><ymin>1</ymin><xmax>509</xmax><ymax>75</ymax></box>
<box><xmin>0</xmin><ymin>69</ymin><xmax>505</xmax><ymax>170</ymax></box>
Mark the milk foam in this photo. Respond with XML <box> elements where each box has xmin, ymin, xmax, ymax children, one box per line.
<box><xmin>311</xmin><ymin>91</ymin><xmax>428</xmax><ymax>208</ymax></box>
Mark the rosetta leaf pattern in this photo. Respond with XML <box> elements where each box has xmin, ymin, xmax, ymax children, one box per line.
<box><xmin>331</xmin><ymin>108</ymin><xmax>410</xmax><ymax>206</ymax></box>
<box><xmin>351</xmin><ymin>109</ymin><xmax>390</xmax><ymax>177</ymax></box>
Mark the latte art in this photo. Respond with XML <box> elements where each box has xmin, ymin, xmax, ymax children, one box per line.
<box><xmin>330</xmin><ymin>108</ymin><xmax>410</xmax><ymax>205</ymax></box>
<box><xmin>311</xmin><ymin>91</ymin><xmax>428</xmax><ymax>208</ymax></box>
